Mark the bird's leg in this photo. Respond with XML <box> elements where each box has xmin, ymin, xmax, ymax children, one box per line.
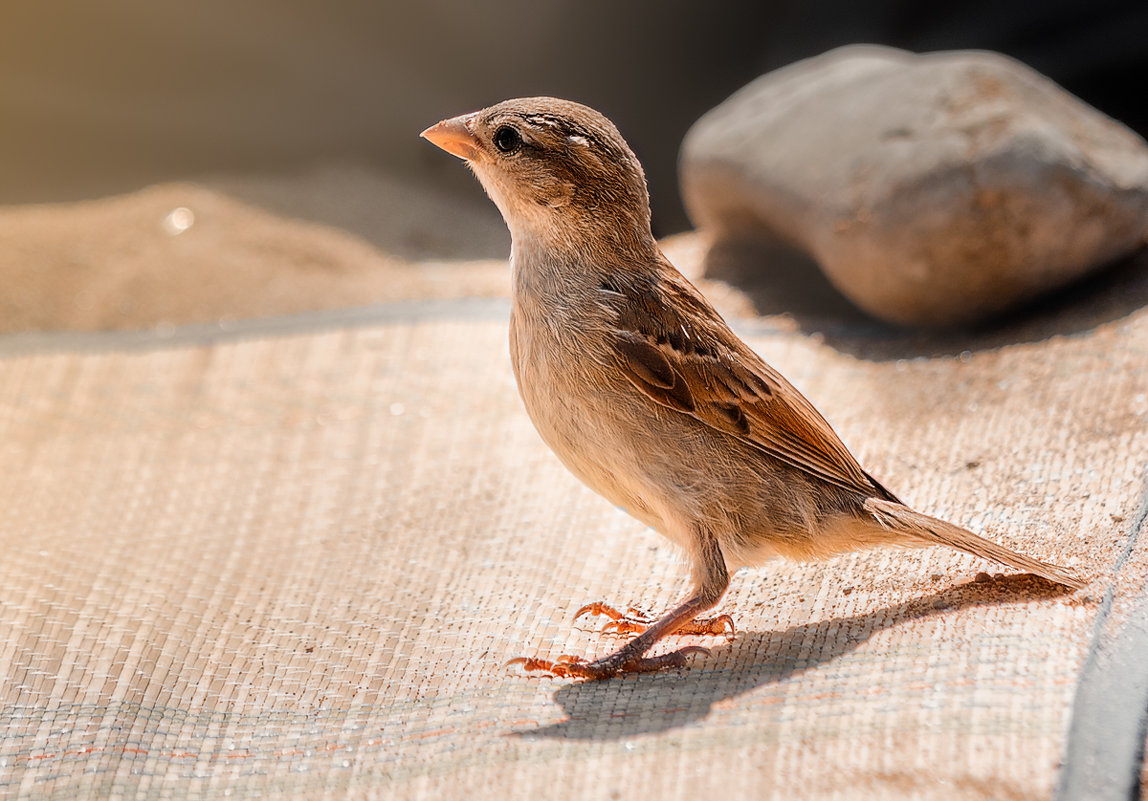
<box><xmin>574</xmin><ymin>601</ymin><xmax>736</xmax><ymax>638</ymax></box>
<box><xmin>509</xmin><ymin>531</ymin><xmax>730</xmax><ymax>680</ymax></box>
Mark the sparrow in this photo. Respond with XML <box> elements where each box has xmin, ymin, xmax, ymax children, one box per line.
<box><xmin>420</xmin><ymin>97</ymin><xmax>1085</xmax><ymax>680</ymax></box>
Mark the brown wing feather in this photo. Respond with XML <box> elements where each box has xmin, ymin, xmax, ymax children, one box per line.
<box><xmin>607</xmin><ymin>259</ymin><xmax>885</xmax><ymax>498</ymax></box>
<box><xmin>613</xmin><ymin>331</ymin><xmax>695</xmax><ymax>413</ymax></box>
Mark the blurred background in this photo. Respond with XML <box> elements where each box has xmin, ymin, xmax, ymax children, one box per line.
<box><xmin>3</xmin><ymin>0</ymin><xmax>1147</xmax><ymax>235</ymax></box>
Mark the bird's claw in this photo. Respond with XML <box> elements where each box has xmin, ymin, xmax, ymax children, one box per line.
<box><xmin>505</xmin><ymin>654</ymin><xmax>590</xmax><ymax>678</ymax></box>
<box><xmin>506</xmin><ymin>646</ymin><xmax>711</xmax><ymax>680</ymax></box>
<box><xmin>689</xmin><ymin>613</ymin><xmax>737</xmax><ymax>640</ymax></box>
<box><xmin>573</xmin><ymin>601</ymin><xmax>736</xmax><ymax>641</ymax></box>
<box><xmin>573</xmin><ymin>601</ymin><xmax>651</xmax><ymax>634</ymax></box>
<box><xmin>505</xmin><ymin>654</ymin><xmax>594</xmax><ymax>679</ymax></box>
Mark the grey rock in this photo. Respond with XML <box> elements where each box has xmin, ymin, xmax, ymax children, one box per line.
<box><xmin>681</xmin><ymin>45</ymin><xmax>1148</xmax><ymax>327</ymax></box>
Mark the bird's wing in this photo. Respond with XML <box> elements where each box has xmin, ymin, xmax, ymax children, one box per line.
<box><xmin>603</xmin><ymin>261</ymin><xmax>887</xmax><ymax>499</ymax></box>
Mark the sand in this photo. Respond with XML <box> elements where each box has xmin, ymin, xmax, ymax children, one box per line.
<box><xmin>0</xmin><ymin>164</ymin><xmax>513</xmax><ymax>333</ymax></box>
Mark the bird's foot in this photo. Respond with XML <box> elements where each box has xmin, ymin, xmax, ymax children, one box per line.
<box><xmin>573</xmin><ymin>602</ymin><xmax>650</xmax><ymax>634</ymax></box>
<box><xmin>506</xmin><ymin>646</ymin><xmax>710</xmax><ymax>680</ymax></box>
<box><xmin>574</xmin><ymin>601</ymin><xmax>736</xmax><ymax>639</ymax></box>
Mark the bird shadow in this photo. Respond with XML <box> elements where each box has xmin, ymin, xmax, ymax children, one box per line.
<box><xmin>704</xmin><ymin>235</ymin><xmax>1148</xmax><ymax>362</ymax></box>
<box><xmin>512</xmin><ymin>573</ymin><xmax>1074</xmax><ymax>741</ymax></box>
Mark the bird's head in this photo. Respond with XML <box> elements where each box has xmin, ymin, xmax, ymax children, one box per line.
<box><xmin>421</xmin><ymin>97</ymin><xmax>653</xmax><ymax>251</ymax></box>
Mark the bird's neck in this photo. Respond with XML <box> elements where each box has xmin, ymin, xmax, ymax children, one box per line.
<box><xmin>509</xmin><ymin>220</ymin><xmax>658</xmax><ymax>306</ymax></box>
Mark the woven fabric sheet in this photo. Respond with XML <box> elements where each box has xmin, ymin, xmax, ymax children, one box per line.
<box><xmin>1</xmin><ymin>297</ymin><xmax>1145</xmax><ymax>800</ymax></box>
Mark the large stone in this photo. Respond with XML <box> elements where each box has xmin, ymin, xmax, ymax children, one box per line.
<box><xmin>681</xmin><ymin>45</ymin><xmax>1148</xmax><ymax>327</ymax></box>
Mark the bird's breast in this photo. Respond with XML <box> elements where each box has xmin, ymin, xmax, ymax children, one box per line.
<box><xmin>508</xmin><ymin>301</ymin><xmax>665</xmax><ymax>532</ymax></box>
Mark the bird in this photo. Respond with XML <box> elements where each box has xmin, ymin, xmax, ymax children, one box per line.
<box><xmin>420</xmin><ymin>97</ymin><xmax>1085</xmax><ymax>680</ymax></box>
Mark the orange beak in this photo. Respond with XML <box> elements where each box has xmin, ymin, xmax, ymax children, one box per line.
<box><xmin>420</xmin><ymin>113</ymin><xmax>482</xmax><ymax>161</ymax></box>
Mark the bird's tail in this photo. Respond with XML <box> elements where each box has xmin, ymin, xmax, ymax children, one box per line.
<box><xmin>864</xmin><ymin>497</ymin><xmax>1086</xmax><ymax>590</ymax></box>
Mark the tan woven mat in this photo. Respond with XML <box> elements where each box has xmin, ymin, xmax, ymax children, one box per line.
<box><xmin>1</xmin><ymin>290</ymin><xmax>1146</xmax><ymax>800</ymax></box>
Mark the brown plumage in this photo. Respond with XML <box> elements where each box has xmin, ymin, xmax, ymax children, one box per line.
<box><xmin>421</xmin><ymin>97</ymin><xmax>1085</xmax><ymax>680</ymax></box>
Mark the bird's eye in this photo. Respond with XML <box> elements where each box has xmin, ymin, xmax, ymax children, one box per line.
<box><xmin>493</xmin><ymin>125</ymin><xmax>523</xmax><ymax>154</ymax></box>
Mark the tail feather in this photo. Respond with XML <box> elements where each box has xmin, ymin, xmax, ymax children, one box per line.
<box><xmin>864</xmin><ymin>497</ymin><xmax>1086</xmax><ymax>590</ymax></box>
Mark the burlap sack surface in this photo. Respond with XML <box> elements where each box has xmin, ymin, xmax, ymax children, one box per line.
<box><xmin>1</xmin><ymin>177</ymin><xmax>1146</xmax><ymax>800</ymax></box>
